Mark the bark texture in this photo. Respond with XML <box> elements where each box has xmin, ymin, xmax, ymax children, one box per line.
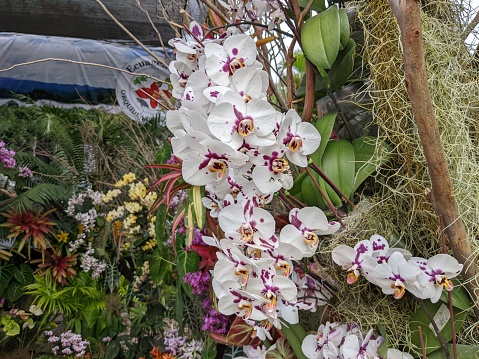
<box><xmin>388</xmin><ymin>0</ymin><xmax>479</xmax><ymax>315</ymax></box>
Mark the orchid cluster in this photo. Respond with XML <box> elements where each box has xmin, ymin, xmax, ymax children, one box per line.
<box><xmin>163</xmin><ymin>319</ymin><xmax>203</xmax><ymax>359</ymax></box>
<box><xmin>80</xmin><ymin>242</ymin><xmax>107</xmax><ymax>278</ymax></box>
<box><xmin>302</xmin><ymin>321</ymin><xmax>413</xmax><ymax>359</ymax></box>
<box><xmin>332</xmin><ymin>234</ymin><xmax>463</xmax><ymax>302</ymax></box>
<box><xmin>166</xmin><ymin>26</ymin><xmax>341</xmax><ymax>337</ymax></box>
<box><xmin>65</xmin><ymin>188</ymin><xmax>104</xmax><ymax>251</ymax></box>
<box><xmin>44</xmin><ymin>329</ymin><xmax>90</xmax><ymax>357</ymax></box>
<box><xmin>217</xmin><ymin>0</ymin><xmax>286</xmax><ymax>31</ymax></box>
<box><xmin>104</xmin><ymin>173</ymin><xmax>157</xmax><ymax>249</ymax></box>
<box><xmin>0</xmin><ymin>141</ymin><xmax>16</xmax><ymax>169</ymax></box>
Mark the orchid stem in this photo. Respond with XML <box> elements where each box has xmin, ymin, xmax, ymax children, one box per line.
<box><xmin>440</xmin><ymin>215</ymin><xmax>458</xmax><ymax>359</ymax></box>
<box><xmin>416</xmin><ymin>297</ymin><xmax>451</xmax><ymax>359</ymax></box>
<box><xmin>417</xmin><ymin>325</ymin><xmax>427</xmax><ymax>359</ymax></box>
<box><xmin>305</xmin><ymin>167</ymin><xmax>345</xmax><ymax>227</ymax></box>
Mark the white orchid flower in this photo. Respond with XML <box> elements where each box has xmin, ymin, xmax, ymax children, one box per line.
<box><xmin>181</xmin><ymin>136</ymin><xmax>249</xmax><ymax>186</ymax></box>
<box><xmin>369</xmin><ymin>234</ymin><xmax>412</xmax><ymax>264</ymax></box>
<box><xmin>341</xmin><ymin>328</ymin><xmax>382</xmax><ymax>359</ymax></box>
<box><xmin>278</xmin><ymin>109</ymin><xmax>321</xmax><ymax>167</ymax></box>
<box><xmin>204</xmin><ymin>68</ymin><xmax>269</xmax><ymax>103</ymax></box>
<box><xmin>302</xmin><ymin>322</ymin><xmax>345</xmax><ymax>359</ymax></box>
<box><xmin>408</xmin><ymin>254</ymin><xmax>463</xmax><ymax>303</ymax></box>
<box><xmin>386</xmin><ymin>349</ymin><xmax>414</xmax><ymax>359</ymax></box>
<box><xmin>371</xmin><ymin>251</ymin><xmax>421</xmax><ymax>299</ymax></box>
<box><xmin>280</xmin><ymin>207</ymin><xmax>340</xmax><ymax>257</ymax></box>
<box><xmin>207</xmin><ymin>92</ymin><xmax>278</xmax><ymax>150</ymax></box>
<box><xmin>219</xmin><ymin>203</ymin><xmax>275</xmax><ymax>246</ymax></box>
<box><xmin>332</xmin><ymin>240</ymin><xmax>378</xmax><ymax>284</ymax></box>
<box><xmin>205</xmin><ymin>34</ymin><xmax>261</xmax><ymax>86</ymax></box>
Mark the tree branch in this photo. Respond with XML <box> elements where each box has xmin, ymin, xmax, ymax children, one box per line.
<box><xmin>389</xmin><ymin>0</ymin><xmax>479</xmax><ymax>317</ymax></box>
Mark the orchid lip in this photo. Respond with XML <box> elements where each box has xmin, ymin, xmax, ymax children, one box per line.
<box><xmin>239</xmin><ymin>222</ymin><xmax>254</xmax><ymax>242</ymax></box>
<box><xmin>272</xmin><ymin>158</ymin><xmax>289</xmax><ymax>173</ymax></box>
<box><xmin>229</xmin><ymin>58</ymin><xmax>245</xmax><ymax>74</ymax></box>
<box><xmin>207</xmin><ymin>159</ymin><xmax>228</xmax><ymax>180</ymax></box>
<box><xmin>288</xmin><ymin>136</ymin><xmax>303</xmax><ymax>152</ymax></box>
<box><xmin>303</xmin><ymin>231</ymin><xmax>319</xmax><ymax>248</ymax></box>
<box><xmin>237</xmin><ymin>119</ymin><xmax>254</xmax><ymax>137</ymax></box>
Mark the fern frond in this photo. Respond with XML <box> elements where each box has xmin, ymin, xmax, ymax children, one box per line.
<box><xmin>7</xmin><ymin>184</ymin><xmax>71</xmax><ymax>213</ymax></box>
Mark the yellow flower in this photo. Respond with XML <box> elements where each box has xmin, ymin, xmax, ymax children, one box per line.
<box><xmin>143</xmin><ymin>177</ymin><xmax>149</xmax><ymax>185</ymax></box>
<box><xmin>123</xmin><ymin>214</ymin><xmax>137</xmax><ymax>229</ymax></box>
<box><xmin>125</xmin><ymin>202</ymin><xmax>142</xmax><ymax>213</ymax></box>
<box><xmin>77</xmin><ymin>224</ymin><xmax>85</xmax><ymax>234</ymax></box>
<box><xmin>114</xmin><ymin>180</ymin><xmax>127</xmax><ymax>188</ymax></box>
<box><xmin>142</xmin><ymin>239</ymin><xmax>157</xmax><ymax>251</ymax></box>
<box><xmin>123</xmin><ymin>172</ymin><xmax>136</xmax><ymax>184</ymax></box>
<box><xmin>57</xmin><ymin>231</ymin><xmax>69</xmax><ymax>243</ymax></box>
<box><xmin>141</xmin><ymin>192</ymin><xmax>157</xmax><ymax>208</ymax></box>
<box><xmin>103</xmin><ymin>189</ymin><xmax>121</xmax><ymax>203</ymax></box>
<box><xmin>128</xmin><ymin>181</ymin><xmax>146</xmax><ymax>201</ymax></box>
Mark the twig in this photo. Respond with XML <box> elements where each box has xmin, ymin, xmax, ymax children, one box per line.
<box><xmin>269</xmin><ymin>77</ymin><xmax>289</xmax><ymax>112</ymax></box>
<box><xmin>134</xmin><ymin>0</ymin><xmax>171</xmax><ymax>60</ymax></box>
<box><xmin>461</xmin><ymin>8</ymin><xmax>479</xmax><ymax>40</ymax></box>
<box><xmin>388</xmin><ymin>0</ymin><xmax>479</xmax><ymax>318</ymax></box>
<box><xmin>94</xmin><ymin>0</ymin><xmax>168</xmax><ymax>69</ymax></box>
<box><xmin>94</xmin><ymin>0</ymin><xmax>174</xmax><ymax>110</ymax></box>
<box><xmin>440</xmin><ymin>215</ymin><xmax>458</xmax><ymax>359</ymax></box>
<box><xmin>0</xmin><ymin>188</ymin><xmax>17</xmax><ymax>198</ymax></box>
<box><xmin>417</xmin><ymin>325</ymin><xmax>427</xmax><ymax>359</ymax></box>
<box><xmin>286</xmin><ymin>38</ymin><xmax>297</xmax><ymax>108</ymax></box>
<box><xmin>301</xmin><ymin>59</ymin><xmax>316</xmax><ymax>122</ymax></box>
<box><xmin>203</xmin><ymin>21</ymin><xmax>294</xmax><ymax>39</ymax></box>
<box><xmin>0</xmin><ymin>58</ymin><xmax>167</xmax><ymax>84</ymax></box>
<box><xmin>305</xmin><ymin>167</ymin><xmax>345</xmax><ymax>227</ymax></box>
<box><xmin>199</xmin><ymin>0</ymin><xmax>231</xmax><ymax>24</ymax></box>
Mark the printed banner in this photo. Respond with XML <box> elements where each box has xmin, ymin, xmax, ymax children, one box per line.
<box><xmin>0</xmin><ymin>32</ymin><xmax>171</xmax><ymax>122</ymax></box>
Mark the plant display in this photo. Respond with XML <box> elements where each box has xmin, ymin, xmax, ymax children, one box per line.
<box><xmin>2</xmin><ymin>0</ymin><xmax>479</xmax><ymax>358</ymax></box>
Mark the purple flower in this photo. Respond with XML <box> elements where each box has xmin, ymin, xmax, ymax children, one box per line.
<box><xmin>18</xmin><ymin>166</ymin><xmax>33</xmax><ymax>178</ymax></box>
<box><xmin>183</xmin><ymin>271</ymin><xmax>211</xmax><ymax>295</ymax></box>
<box><xmin>0</xmin><ymin>141</ymin><xmax>16</xmax><ymax>169</ymax></box>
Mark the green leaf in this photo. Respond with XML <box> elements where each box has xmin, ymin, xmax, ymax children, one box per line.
<box><xmin>4</xmin><ymin>320</ymin><xmax>21</xmax><ymax>336</ymax></box>
<box><xmin>7</xmin><ymin>281</ymin><xmax>23</xmax><ymax>302</ymax></box>
<box><xmin>104</xmin><ymin>260</ymin><xmax>120</xmax><ymax>293</ymax></box>
<box><xmin>0</xmin><ymin>263</ymin><xmax>15</xmax><ymax>296</ymax></box>
<box><xmin>177</xmin><ymin>239</ymin><xmax>199</xmax><ymax>296</ymax></box>
<box><xmin>297</xmin><ymin>0</ymin><xmax>325</xmax><ymax>12</ymax></box>
<box><xmin>301</xmin><ymin>172</ymin><xmax>327</xmax><ymax>209</ymax></box>
<box><xmin>438</xmin><ymin>279</ymin><xmax>470</xmax><ymax>311</ymax></box>
<box><xmin>266</xmin><ymin>337</ymin><xmax>295</xmax><ymax>359</ymax></box>
<box><xmin>350</xmin><ymin>136</ymin><xmax>390</xmax><ymax>197</ymax></box>
<box><xmin>155</xmin><ymin>205</ymin><xmax>168</xmax><ymax>254</ymax></box>
<box><xmin>310</xmin><ymin>112</ymin><xmax>337</xmax><ymax>165</ymax></box>
<box><xmin>301</xmin><ymin>5</ymin><xmax>341</xmax><ymax>69</ymax></box>
<box><xmin>223</xmin><ymin>345</ymin><xmax>245</xmax><ymax>359</ymax></box>
<box><xmin>321</xmin><ymin>140</ymin><xmax>355</xmax><ymax>206</ymax></box>
<box><xmin>338</xmin><ymin>8</ymin><xmax>350</xmax><ymax>49</ymax></box>
<box><xmin>409</xmin><ymin>299</ymin><xmax>468</xmax><ymax>354</ymax></box>
<box><xmin>226</xmin><ymin>316</ymin><xmax>261</xmax><ymax>347</ymax></box>
<box><xmin>150</xmin><ymin>251</ymin><xmax>171</xmax><ymax>285</ymax></box>
<box><xmin>428</xmin><ymin>344</ymin><xmax>479</xmax><ymax>359</ymax></box>
<box><xmin>328</xmin><ymin>39</ymin><xmax>356</xmax><ymax>92</ymax></box>
<box><xmin>289</xmin><ymin>171</ymin><xmax>307</xmax><ymax>196</ymax></box>
<box><xmin>104</xmin><ymin>339</ymin><xmax>121</xmax><ymax>359</ymax></box>
<box><xmin>13</xmin><ymin>263</ymin><xmax>34</xmax><ymax>285</ymax></box>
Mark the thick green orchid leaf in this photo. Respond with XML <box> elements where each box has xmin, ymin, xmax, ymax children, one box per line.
<box><xmin>321</xmin><ymin>140</ymin><xmax>355</xmax><ymax>207</ymax></box>
<box><xmin>301</xmin><ymin>5</ymin><xmax>341</xmax><ymax>69</ymax></box>
<box><xmin>428</xmin><ymin>344</ymin><xmax>479</xmax><ymax>359</ymax></box>
<box><xmin>298</xmin><ymin>0</ymin><xmax>326</xmax><ymax>12</ymax></box>
<box><xmin>438</xmin><ymin>279</ymin><xmax>470</xmax><ymax>311</ymax></box>
<box><xmin>338</xmin><ymin>8</ymin><xmax>350</xmax><ymax>49</ymax></box>
<box><xmin>350</xmin><ymin>136</ymin><xmax>390</xmax><ymax>198</ymax></box>
<box><xmin>328</xmin><ymin>39</ymin><xmax>356</xmax><ymax>92</ymax></box>
<box><xmin>300</xmin><ymin>173</ymin><xmax>327</xmax><ymax>209</ymax></box>
<box><xmin>289</xmin><ymin>171</ymin><xmax>307</xmax><ymax>196</ymax></box>
<box><xmin>409</xmin><ymin>299</ymin><xmax>468</xmax><ymax>354</ymax></box>
<box><xmin>310</xmin><ymin>112</ymin><xmax>337</xmax><ymax>165</ymax></box>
